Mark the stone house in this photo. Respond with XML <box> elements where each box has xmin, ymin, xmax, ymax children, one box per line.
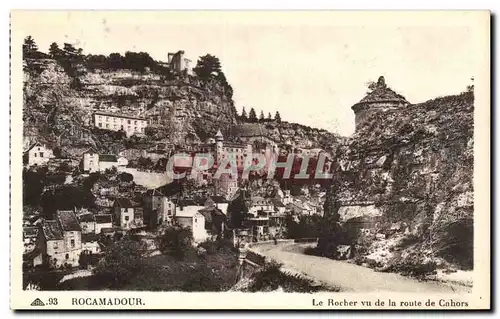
<box><xmin>77</xmin><ymin>212</ymin><xmax>96</xmax><ymax>234</ymax></box>
<box><xmin>114</xmin><ymin>198</ymin><xmax>144</xmax><ymax>230</ymax></box>
<box><xmin>144</xmin><ymin>189</ymin><xmax>176</xmax><ymax>226</ymax></box>
<box><xmin>175</xmin><ymin>209</ymin><xmax>208</xmax><ymax>243</ymax></box>
<box><xmin>39</xmin><ymin>210</ymin><xmax>82</xmax><ymax>268</ymax></box>
<box><xmin>23</xmin><ymin>142</ymin><xmax>54</xmax><ymax>167</ymax></box>
<box><xmin>95</xmin><ymin>214</ymin><xmax>113</xmax><ymax>234</ymax></box>
<box><xmin>82</xmin><ymin>151</ymin><xmax>128</xmax><ymax>173</ymax></box>
<box><xmin>248</xmin><ymin>196</ymin><xmax>275</xmax><ymax>216</ymax></box>
<box><xmin>81</xmin><ymin>234</ymin><xmax>101</xmax><ymax>254</ymax></box>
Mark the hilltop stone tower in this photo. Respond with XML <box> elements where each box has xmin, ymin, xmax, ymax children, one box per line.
<box><xmin>352</xmin><ymin>76</ymin><xmax>410</xmax><ymax>132</ymax></box>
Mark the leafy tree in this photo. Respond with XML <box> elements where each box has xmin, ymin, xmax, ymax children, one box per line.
<box><xmin>23</xmin><ymin>168</ymin><xmax>47</xmax><ymax>207</ymax></box>
<box><xmin>93</xmin><ymin>239</ymin><xmax>148</xmax><ymax>288</ymax></box>
<box><xmin>227</xmin><ymin>190</ymin><xmax>249</xmax><ymax>228</ymax></box>
<box><xmin>259</xmin><ymin>110</ymin><xmax>265</xmax><ymax>122</ymax></box>
<box><xmin>267</xmin><ymin>112</ymin><xmax>272</xmax><ymax>121</ymax></box>
<box><xmin>118</xmin><ymin>172</ymin><xmax>134</xmax><ymax>183</ymax></box>
<box><xmin>275</xmin><ymin>111</ymin><xmax>282</xmax><ymax>123</ymax></box>
<box><xmin>240</xmin><ymin>107</ymin><xmax>248</xmax><ymax>122</ymax></box>
<box><xmin>40</xmin><ymin>186</ymin><xmax>96</xmax><ymax>218</ymax></box>
<box><xmin>22</xmin><ymin>36</ymin><xmax>38</xmax><ymax>58</ymax></box>
<box><xmin>157</xmin><ymin>226</ymin><xmax>194</xmax><ymax>260</ymax></box>
<box><xmin>62</xmin><ymin>43</ymin><xmax>78</xmax><ymax>58</ymax></box>
<box><xmin>108</xmin><ymin>53</ymin><xmax>123</xmax><ymax>70</ymax></box>
<box><xmin>49</xmin><ymin>42</ymin><xmax>61</xmax><ymax>59</ymax></box>
<box><xmin>317</xmin><ymin>184</ymin><xmax>343</xmax><ymax>258</ymax></box>
<box><xmin>193</xmin><ymin>54</ymin><xmax>222</xmax><ymax>80</ymax></box>
<box><xmin>248</xmin><ymin>108</ymin><xmax>258</xmax><ymax>123</ymax></box>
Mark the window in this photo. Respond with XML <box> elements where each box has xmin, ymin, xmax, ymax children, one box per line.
<box><xmin>98</xmin><ymin>123</ymin><xmax>102</xmax><ymax>127</ymax></box>
<box><xmin>168</xmin><ymin>210</ymin><xmax>172</xmax><ymax>215</ymax></box>
<box><xmin>125</xmin><ymin>216</ymin><xmax>129</xmax><ymax>221</ymax></box>
<box><xmin>128</xmin><ymin>120</ymin><xmax>131</xmax><ymax>124</ymax></box>
<box><xmin>53</xmin><ymin>243</ymin><xmax>58</xmax><ymax>250</ymax></box>
<box><xmin>34</xmin><ymin>153</ymin><xmax>37</xmax><ymax>157</ymax></box>
<box><xmin>106</xmin><ymin>124</ymin><xmax>109</xmax><ymax>128</ymax></box>
<box><xmin>65</xmin><ymin>254</ymin><xmax>69</xmax><ymax>260</ymax></box>
<box><xmin>70</xmin><ymin>239</ymin><xmax>75</xmax><ymax>248</ymax></box>
<box><xmin>106</xmin><ymin>117</ymin><xmax>109</xmax><ymax>122</ymax></box>
<box><xmin>114</xmin><ymin>118</ymin><xmax>117</xmax><ymax>122</ymax></box>
<box><xmin>134</xmin><ymin>120</ymin><xmax>137</xmax><ymax>125</ymax></box>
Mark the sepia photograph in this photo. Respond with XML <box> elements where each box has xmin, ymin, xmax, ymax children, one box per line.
<box><xmin>10</xmin><ymin>10</ymin><xmax>490</xmax><ymax>310</ymax></box>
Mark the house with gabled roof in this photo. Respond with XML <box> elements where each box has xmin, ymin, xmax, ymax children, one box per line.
<box><xmin>95</xmin><ymin>214</ymin><xmax>113</xmax><ymax>234</ymax></box>
<box><xmin>23</xmin><ymin>141</ymin><xmax>54</xmax><ymax>167</ymax></box>
<box><xmin>55</xmin><ymin>210</ymin><xmax>83</xmax><ymax>267</ymax></box>
<box><xmin>113</xmin><ymin>198</ymin><xmax>143</xmax><ymax>230</ymax></box>
<box><xmin>39</xmin><ymin>212</ymin><xmax>82</xmax><ymax>269</ymax></box>
<box><xmin>77</xmin><ymin>212</ymin><xmax>96</xmax><ymax>234</ymax></box>
<box><xmin>82</xmin><ymin>148</ymin><xmax>128</xmax><ymax>173</ymax></box>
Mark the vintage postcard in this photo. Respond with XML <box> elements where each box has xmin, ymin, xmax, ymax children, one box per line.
<box><xmin>10</xmin><ymin>10</ymin><xmax>490</xmax><ymax>310</ymax></box>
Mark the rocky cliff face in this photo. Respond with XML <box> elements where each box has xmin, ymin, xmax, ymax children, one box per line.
<box><xmin>328</xmin><ymin>91</ymin><xmax>474</xmax><ymax>273</ymax></box>
<box><xmin>23</xmin><ymin>58</ymin><xmax>237</xmax><ymax>150</ymax></box>
<box><xmin>23</xmin><ymin>58</ymin><xmax>341</xmax><ymax>155</ymax></box>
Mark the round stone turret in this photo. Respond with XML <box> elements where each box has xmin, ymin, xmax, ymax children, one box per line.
<box><xmin>352</xmin><ymin>76</ymin><xmax>409</xmax><ymax>132</ymax></box>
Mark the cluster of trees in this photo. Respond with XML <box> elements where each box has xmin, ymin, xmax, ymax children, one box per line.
<box><xmin>192</xmin><ymin>54</ymin><xmax>233</xmax><ymax>99</ymax></box>
<box><xmin>238</xmin><ymin>107</ymin><xmax>282</xmax><ymax>124</ymax></box>
<box><xmin>285</xmin><ymin>214</ymin><xmax>323</xmax><ymax>240</ymax></box>
<box><xmin>22</xmin><ymin>36</ymin><xmax>49</xmax><ymax>59</ymax></box>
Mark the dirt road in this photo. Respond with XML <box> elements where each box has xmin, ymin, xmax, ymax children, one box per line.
<box><xmin>252</xmin><ymin>242</ymin><xmax>471</xmax><ymax>293</ymax></box>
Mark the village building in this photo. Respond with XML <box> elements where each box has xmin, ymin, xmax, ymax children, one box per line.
<box><xmin>23</xmin><ymin>248</ymin><xmax>43</xmax><ymax>269</ymax></box>
<box><xmin>174</xmin><ymin>199</ymin><xmax>208</xmax><ymax>242</ymax></box>
<box><xmin>23</xmin><ymin>226</ymin><xmax>39</xmax><ymax>254</ymax></box>
<box><xmin>175</xmin><ymin>209</ymin><xmax>208</xmax><ymax>243</ymax></box>
<box><xmin>95</xmin><ymin>214</ymin><xmax>113</xmax><ymax>234</ymax></box>
<box><xmin>77</xmin><ymin>212</ymin><xmax>96</xmax><ymax>234</ymax></box>
<box><xmin>242</xmin><ymin>214</ymin><xmax>270</xmax><ymax>241</ymax></box>
<box><xmin>23</xmin><ymin>142</ymin><xmax>54</xmax><ymax>167</ymax></box>
<box><xmin>204</xmin><ymin>195</ymin><xmax>229</xmax><ymax>215</ymax></box>
<box><xmin>82</xmin><ymin>151</ymin><xmax>128</xmax><ymax>173</ymax></box>
<box><xmin>23</xmin><ymin>226</ymin><xmax>43</xmax><ymax>269</ymax></box>
<box><xmin>248</xmin><ymin>196</ymin><xmax>275</xmax><ymax>216</ymax></box>
<box><xmin>144</xmin><ymin>189</ymin><xmax>176</xmax><ymax>226</ymax></box>
<box><xmin>81</xmin><ymin>234</ymin><xmax>101</xmax><ymax>254</ymax></box>
<box><xmin>39</xmin><ymin>220</ymin><xmax>65</xmax><ymax>268</ymax></box>
<box><xmin>56</xmin><ymin>210</ymin><xmax>83</xmax><ymax>266</ymax></box>
<box><xmin>198</xmin><ymin>205</ymin><xmax>226</xmax><ymax>239</ymax></box>
<box><xmin>351</xmin><ymin>76</ymin><xmax>410</xmax><ymax>131</ymax></box>
<box><xmin>113</xmin><ymin>198</ymin><xmax>144</xmax><ymax>230</ymax></box>
<box><xmin>39</xmin><ymin>210</ymin><xmax>83</xmax><ymax>268</ymax></box>
<box><xmin>230</xmin><ymin>123</ymin><xmax>280</xmax><ymax>153</ymax></box>
<box><xmin>92</xmin><ymin>110</ymin><xmax>148</xmax><ymax>137</ymax></box>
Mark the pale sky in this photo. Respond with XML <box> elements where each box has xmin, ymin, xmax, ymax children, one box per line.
<box><xmin>14</xmin><ymin>11</ymin><xmax>485</xmax><ymax>136</ymax></box>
